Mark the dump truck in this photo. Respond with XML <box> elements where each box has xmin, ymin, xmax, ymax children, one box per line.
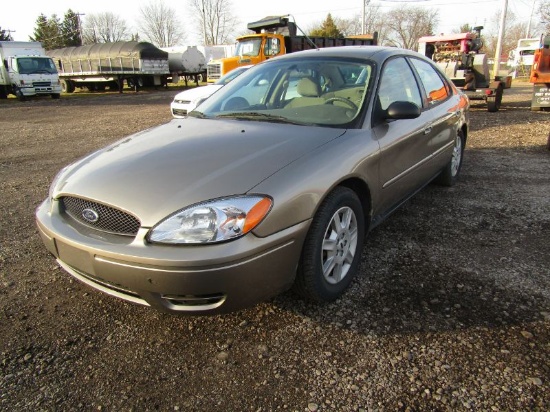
<box><xmin>0</xmin><ymin>41</ymin><xmax>62</xmax><ymax>100</ymax></box>
<box><xmin>418</xmin><ymin>27</ymin><xmax>507</xmax><ymax>112</ymax></box>
<box><xmin>48</xmin><ymin>41</ymin><xmax>170</xmax><ymax>93</ymax></box>
<box><xmin>529</xmin><ymin>34</ymin><xmax>550</xmax><ymax>111</ymax></box>
<box><xmin>207</xmin><ymin>16</ymin><xmax>378</xmax><ymax>82</ymax></box>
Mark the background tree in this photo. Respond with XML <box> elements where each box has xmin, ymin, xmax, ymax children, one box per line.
<box><xmin>483</xmin><ymin>10</ymin><xmax>526</xmax><ymax>63</ymax></box>
<box><xmin>189</xmin><ymin>0</ymin><xmax>238</xmax><ymax>45</ymax></box>
<box><xmin>453</xmin><ymin>24</ymin><xmax>476</xmax><ymax>34</ymax></box>
<box><xmin>384</xmin><ymin>6</ymin><xmax>439</xmax><ymax>49</ymax></box>
<box><xmin>138</xmin><ymin>0</ymin><xmax>185</xmax><ymax>47</ymax></box>
<box><xmin>0</xmin><ymin>27</ymin><xmax>14</xmax><ymax>41</ymax></box>
<box><xmin>334</xmin><ymin>4</ymin><xmax>384</xmax><ymax>37</ymax></box>
<box><xmin>309</xmin><ymin>14</ymin><xmax>343</xmax><ymax>37</ymax></box>
<box><xmin>83</xmin><ymin>12</ymin><xmax>129</xmax><ymax>44</ymax></box>
<box><xmin>61</xmin><ymin>9</ymin><xmax>82</xmax><ymax>46</ymax></box>
<box><xmin>540</xmin><ymin>0</ymin><xmax>550</xmax><ymax>32</ymax></box>
<box><xmin>30</xmin><ymin>14</ymin><xmax>64</xmax><ymax>50</ymax></box>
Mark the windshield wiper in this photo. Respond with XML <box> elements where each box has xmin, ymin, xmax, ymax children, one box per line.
<box><xmin>187</xmin><ymin>110</ymin><xmax>209</xmax><ymax>119</ymax></box>
<box><xmin>215</xmin><ymin>112</ymin><xmax>304</xmax><ymax>125</ymax></box>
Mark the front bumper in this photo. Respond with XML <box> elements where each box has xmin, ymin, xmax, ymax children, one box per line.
<box><xmin>36</xmin><ymin>198</ymin><xmax>309</xmax><ymax>314</ymax></box>
<box><xmin>21</xmin><ymin>84</ymin><xmax>62</xmax><ymax>96</ymax></box>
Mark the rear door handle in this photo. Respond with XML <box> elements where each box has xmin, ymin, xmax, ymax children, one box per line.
<box><xmin>423</xmin><ymin>126</ymin><xmax>432</xmax><ymax>135</ymax></box>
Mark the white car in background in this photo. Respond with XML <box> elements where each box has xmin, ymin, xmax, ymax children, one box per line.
<box><xmin>171</xmin><ymin>66</ymin><xmax>251</xmax><ymax>118</ymax></box>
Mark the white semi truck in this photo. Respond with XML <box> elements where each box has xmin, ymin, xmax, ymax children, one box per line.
<box><xmin>0</xmin><ymin>41</ymin><xmax>62</xmax><ymax>100</ymax></box>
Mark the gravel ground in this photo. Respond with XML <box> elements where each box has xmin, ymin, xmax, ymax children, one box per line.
<box><xmin>0</xmin><ymin>84</ymin><xmax>549</xmax><ymax>411</ymax></box>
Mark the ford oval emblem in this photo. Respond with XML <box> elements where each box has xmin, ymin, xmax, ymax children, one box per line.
<box><xmin>82</xmin><ymin>208</ymin><xmax>99</xmax><ymax>223</ymax></box>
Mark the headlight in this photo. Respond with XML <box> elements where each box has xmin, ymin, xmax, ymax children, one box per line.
<box><xmin>147</xmin><ymin>195</ymin><xmax>272</xmax><ymax>244</ymax></box>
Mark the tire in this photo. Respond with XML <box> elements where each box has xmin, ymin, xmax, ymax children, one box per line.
<box><xmin>0</xmin><ymin>86</ymin><xmax>7</xmax><ymax>99</ymax></box>
<box><xmin>294</xmin><ymin>187</ymin><xmax>365</xmax><ymax>302</ymax></box>
<box><xmin>51</xmin><ymin>93</ymin><xmax>60</xmax><ymax>99</ymax></box>
<box><xmin>436</xmin><ymin>130</ymin><xmax>465</xmax><ymax>187</ymax></box>
<box><xmin>14</xmin><ymin>87</ymin><xmax>26</xmax><ymax>101</ymax></box>
<box><xmin>61</xmin><ymin>80</ymin><xmax>75</xmax><ymax>93</ymax></box>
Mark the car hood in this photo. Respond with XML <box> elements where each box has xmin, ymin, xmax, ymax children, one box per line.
<box><xmin>54</xmin><ymin>118</ymin><xmax>345</xmax><ymax>226</ymax></box>
<box><xmin>173</xmin><ymin>85</ymin><xmax>222</xmax><ymax>102</ymax></box>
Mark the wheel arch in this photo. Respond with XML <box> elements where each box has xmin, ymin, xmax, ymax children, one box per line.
<box><xmin>336</xmin><ymin>177</ymin><xmax>373</xmax><ymax>232</ymax></box>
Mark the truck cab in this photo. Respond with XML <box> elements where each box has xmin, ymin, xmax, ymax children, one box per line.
<box><xmin>0</xmin><ymin>41</ymin><xmax>62</xmax><ymax>100</ymax></box>
<box><xmin>207</xmin><ymin>33</ymin><xmax>284</xmax><ymax>81</ymax></box>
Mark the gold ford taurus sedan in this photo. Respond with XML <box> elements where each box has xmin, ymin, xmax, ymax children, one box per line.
<box><xmin>36</xmin><ymin>47</ymin><xmax>470</xmax><ymax>314</ymax></box>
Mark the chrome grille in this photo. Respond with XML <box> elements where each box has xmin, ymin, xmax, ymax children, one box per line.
<box><xmin>33</xmin><ymin>81</ymin><xmax>51</xmax><ymax>87</ymax></box>
<box><xmin>60</xmin><ymin>196</ymin><xmax>140</xmax><ymax>236</ymax></box>
<box><xmin>207</xmin><ymin>63</ymin><xmax>221</xmax><ymax>80</ymax></box>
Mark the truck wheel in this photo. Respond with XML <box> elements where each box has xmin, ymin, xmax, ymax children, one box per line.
<box><xmin>61</xmin><ymin>80</ymin><xmax>75</xmax><ymax>93</ymax></box>
<box><xmin>51</xmin><ymin>93</ymin><xmax>60</xmax><ymax>99</ymax></box>
<box><xmin>0</xmin><ymin>87</ymin><xmax>7</xmax><ymax>99</ymax></box>
<box><xmin>14</xmin><ymin>87</ymin><xmax>26</xmax><ymax>101</ymax></box>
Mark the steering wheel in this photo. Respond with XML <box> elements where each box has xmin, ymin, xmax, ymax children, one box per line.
<box><xmin>324</xmin><ymin>97</ymin><xmax>358</xmax><ymax>111</ymax></box>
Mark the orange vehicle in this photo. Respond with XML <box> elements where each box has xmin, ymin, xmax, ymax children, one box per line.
<box><xmin>206</xmin><ymin>16</ymin><xmax>377</xmax><ymax>82</ymax></box>
<box><xmin>529</xmin><ymin>34</ymin><xmax>550</xmax><ymax>111</ymax></box>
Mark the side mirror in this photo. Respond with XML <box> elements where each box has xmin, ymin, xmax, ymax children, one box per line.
<box><xmin>385</xmin><ymin>101</ymin><xmax>421</xmax><ymax>120</ymax></box>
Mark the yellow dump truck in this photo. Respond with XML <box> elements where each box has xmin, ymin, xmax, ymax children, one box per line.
<box><xmin>207</xmin><ymin>16</ymin><xmax>377</xmax><ymax>82</ymax></box>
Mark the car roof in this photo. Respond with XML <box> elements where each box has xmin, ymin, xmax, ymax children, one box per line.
<box><xmin>271</xmin><ymin>46</ymin><xmax>426</xmax><ymax>64</ymax></box>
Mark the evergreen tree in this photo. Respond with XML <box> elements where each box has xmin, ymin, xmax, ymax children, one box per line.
<box><xmin>30</xmin><ymin>14</ymin><xmax>64</xmax><ymax>49</ymax></box>
<box><xmin>310</xmin><ymin>14</ymin><xmax>343</xmax><ymax>38</ymax></box>
<box><xmin>61</xmin><ymin>9</ymin><xmax>82</xmax><ymax>46</ymax></box>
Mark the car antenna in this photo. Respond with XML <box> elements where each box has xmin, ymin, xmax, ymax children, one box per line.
<box><xmin>285</xmin><ymin>14</ymin><xmax>318</xmax><ymax>50</ymax></box>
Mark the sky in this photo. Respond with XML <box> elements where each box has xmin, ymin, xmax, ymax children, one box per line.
<box><xmin>2</xmin><ymin>0</ymin><xmax>539</xmax><ymax>45</ymax></box>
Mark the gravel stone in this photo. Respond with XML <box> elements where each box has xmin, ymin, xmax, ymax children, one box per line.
<box><xmin>0</xmin><ymin>83</ymin><xmax>548</xmax><ymax>411</ymax></box>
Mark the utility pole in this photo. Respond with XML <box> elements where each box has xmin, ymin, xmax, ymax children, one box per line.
<box><xmin>202</xmin><ymin>0</ymin><xmax>207</xmax><ymax>45</ymax></box>
<box><xmin>492</xmin><ymin>0</ymin><xmax>508</xmax><ymax>78</ymax></box>
<box><xmin>5</xmin><ymin>29</ymin><xmax>15</xmax><ymax>41</ymax></box>
<box><xmin>76</xmin><ymin>12</ymin><xmax>85</xmax><ymax>45</ymax></box>
<box><xmin>525</xmin><ymin>0</ymin><xmax>536</xmax><ymax>38</ymax></box>
<box><xmin>362</xmin><ymin>0</ymin><xmax>371</xmax><ymax>35</ymax></box>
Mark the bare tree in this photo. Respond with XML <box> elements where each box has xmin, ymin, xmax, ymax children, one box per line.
<box><xmin>189</xmin><ymin>0</ymin><xmax>238</xmax><ymax>45</ymax></box>
<box><xmin>138</xmin><ymin>0</ymin><xmax>186</xmax><ymax>47</ymax></box>
<box><xmin>540</xmin><ymin>0</ymin><xmax>550</xmax><ymax>32</ymax></box>
<box><xmin>82</xmin><ymin>12</ymin><xmax>129</xmax><ymax>44</ymax></box>
<box><xmin>483</xmin><ymin>10</ymin><xmax>528</xmax><ymax>62</ymax></box>
<box><xmin>332</xmin><ymin>5</ymin><xmax>388</xmax><ymax>43</ymax></box>
<box><xmin>384</xmin><ymin>6</ymin><xmax>439</xmax><ymax>50</ymax></box>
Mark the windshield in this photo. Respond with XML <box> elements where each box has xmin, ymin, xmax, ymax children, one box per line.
<box><xmin>193</xmin><ymin>58</ymin><xmax>373</xmax><ymax>127</ymax></box>
<box><xmin>235</xmin><ymin>38</ymin><xmax>263</xmax><ymax>57</ymax></box>
<box><xmin>215</xmin><ymin>67</ymin><xmax>249</xmax><ymax>86</ymax></box>
<box><xmin>16</xmin><ymin>57</ymin><xmax>57</xmax><ymax>74</ymax></box>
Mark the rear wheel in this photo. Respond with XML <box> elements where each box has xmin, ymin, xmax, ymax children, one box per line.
<box><xmin>294</xmin><ymin>187</ymin><xmax>365</xmax><ymax>302</ymax></box>
<box><xmin>436</xmin><ymin>130</ymin><xmax>465</xmax><ymax>186</ymax></box>
<box><xmin>61</xmin><ymin>80</ymin><xmax>75</xmax><ymax>93</ymax></box>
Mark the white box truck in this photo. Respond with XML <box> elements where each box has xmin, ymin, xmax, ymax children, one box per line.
<box><xmin>0</xmin><ymin>41</ymin><xmax>62</xmax><ymax>100</ymax></box>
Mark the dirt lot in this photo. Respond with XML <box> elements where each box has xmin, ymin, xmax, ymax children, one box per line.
<box><xmin>0</xmin><ymin>84</ymin><xmax>549</xmax><ymax>411</ymax></box>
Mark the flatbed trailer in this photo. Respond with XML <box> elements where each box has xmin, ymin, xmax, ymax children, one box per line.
<box><xmin>48</xmin><ymin>41</ymin><xmax>170</xmax><ymax>93</ymax></box>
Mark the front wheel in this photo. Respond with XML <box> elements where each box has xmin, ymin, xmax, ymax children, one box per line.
<box><xmin>14</xmin><ymin>87</ymin><xmax>26</xmax><ymax>101</ymax></box>
<box><xmin>436</xmin><ymin>130</ymin><xmax>465</xmax><ymax>186</ymax></box>
<box><xmin>294</xmin><ymin>187</ymin><xmax>365</xmax><ymax>302</ymax></box>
